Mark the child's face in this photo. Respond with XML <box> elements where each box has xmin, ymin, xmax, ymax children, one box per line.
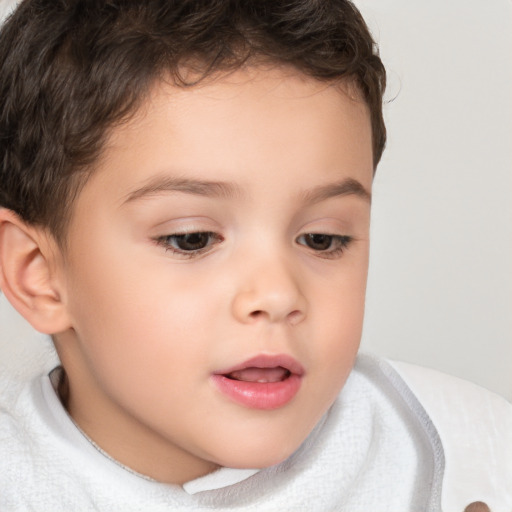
<box><xmin>54</xmin><ymin>67</ymin><xmax>373</xmax><ymax>483</ymax></box>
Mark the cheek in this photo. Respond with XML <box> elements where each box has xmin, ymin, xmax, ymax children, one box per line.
<box><xmin>315</xmin><ymin>294</ymin><xmax>363</xmax><ymax>370</ymax></box>
<box><xmin>315</xmin><ymin>255</ymin><xmax>368</xmax><ymax>328</ymax></box>
<box><xmin>65</xmin><ymin>238</ymin><xmax>221</xmax><ymax>377</ymax></box>
<box><xmin>65</xmin><ymin>263</ymin><xmax>221</xmax><ymax>419</ymax></box>
<box><xmin>308</xmin><ymin>261</ymin><xmax>368</xmax><ymax>377</ymax></box>
<box><xmin>295</xmin><ymin>272</ymin><xmax>366</xmax><ymax>431</ymax></box>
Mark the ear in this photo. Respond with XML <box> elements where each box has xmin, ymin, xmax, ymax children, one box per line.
<box><xmin>0</xmin><ymin>208</ymin><xmax>71</xmax><ymax>334</ymax></box>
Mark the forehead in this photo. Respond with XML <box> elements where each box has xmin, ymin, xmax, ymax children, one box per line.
<box><xmin>86</xmin><ymin>66</ymin><xmax>373</xmax><ymax>204</ymax></box>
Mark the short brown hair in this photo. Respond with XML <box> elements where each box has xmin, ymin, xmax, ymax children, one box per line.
<box><xmin>0</xmin><ymin>0</ymin><xmax>386</xmax><ymax>243</ymax></box>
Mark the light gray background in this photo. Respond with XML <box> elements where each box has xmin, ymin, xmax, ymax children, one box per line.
<box><xmin>356</xmin><ymin>0</ymin><xmax>512</xmax><ymax>400</ymax></box>
<box><xmin>1</xmin><ymin>0</ymin><xmax>511</xmax><ymax>400</ymax></box>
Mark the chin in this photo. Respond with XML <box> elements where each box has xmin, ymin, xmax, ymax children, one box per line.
<box><xmin>212</xmin><ymin>434</ymin><xmax>306</xmax><ymax>470</ymax></box>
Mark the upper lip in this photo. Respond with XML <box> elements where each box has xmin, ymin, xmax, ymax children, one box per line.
<box><xmin>214</xmin><ymin>354</ymin><xmax>305</xmax><ymax>376</ymax></box>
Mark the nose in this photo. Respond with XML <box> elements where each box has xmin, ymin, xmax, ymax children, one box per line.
<box><xmin>230</xmin><ymin>254</ymin><xmax>307</xmax><ymax>326</ymax></box>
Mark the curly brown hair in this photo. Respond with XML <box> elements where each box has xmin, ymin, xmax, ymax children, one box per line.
<box><xmin>0</xmin><ymin>0</ymin><xmax>386</xmax><ymax>243</ymax></box>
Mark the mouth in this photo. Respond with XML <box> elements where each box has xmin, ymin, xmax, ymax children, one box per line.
<box><xmin>211</xmin><ymin>354</ymin><xmax>304</xmax><ymax>410</ymax></box>
<box><xmin>225</xmin><ymin>366</ymin><xmax>291</xmax><ymax>383</ymax></box>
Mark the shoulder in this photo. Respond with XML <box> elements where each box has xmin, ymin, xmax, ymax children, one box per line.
<box><xmin>389</xmin><ymin>359</ymin><xmax>512</xmax><ymax>512</ymax></box>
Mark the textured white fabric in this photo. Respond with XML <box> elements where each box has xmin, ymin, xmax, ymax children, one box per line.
<box><xmin>0</xmin><ymin>354</ymin><xmax>443</xmax><ymax>511</ymax></box>
<box><xmin>391</xmin><ymin>360</ymin><xmax>512</xmax><ymax>512</ymax></box>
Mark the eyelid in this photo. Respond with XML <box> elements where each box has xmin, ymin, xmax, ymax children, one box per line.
<box><xmin>150</xmin><ymin>215</ymin><xmax>220</xmax><ymax>233</ymax></box>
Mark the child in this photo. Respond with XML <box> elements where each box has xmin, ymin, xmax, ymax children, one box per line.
<box><xmin>0</xmin><ymin>0</ymin><xmax>510</xmax><ymax>510</ymax></box>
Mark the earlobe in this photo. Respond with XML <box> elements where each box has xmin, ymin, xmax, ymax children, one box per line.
<box><xmin>0</xmin><ymin>209</ymin><xmax>71</xmax><ymax>334</ymax></box>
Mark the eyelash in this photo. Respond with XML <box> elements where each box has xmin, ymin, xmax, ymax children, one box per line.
<box><xmin>296</xmin><ymin>233</ymin><xmax>353</xmax><ymax>259</ymax></box>
<box><xmin>154</xmin><ymin>232</ymin><xmax>353</xmax><ymax>259</ymax></box>
<box><xmin>155</xmin><ymin>232</ymin><xmax>223</xmax><ymax>259</ymax></box>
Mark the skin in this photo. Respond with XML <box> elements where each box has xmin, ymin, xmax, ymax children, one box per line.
<box><xmin>3</xmin><ymin>67</ymin><xmax>374</xmax><ymax>484</ymax></box>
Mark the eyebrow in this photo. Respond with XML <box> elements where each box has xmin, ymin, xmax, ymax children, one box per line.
<box><xmin>122</xmin><ymin>174</ymin><xmax>370</xmax><ymax>206</ymax></box>
<box><xmin>123</xmin><ymin>175</ymin><xmax>242</xmax><ymax>204</ymax></box>
<box><xmin>301</xmin><ymin>178</ymin><xmax>371</xmax><ymax>205</ymax></box>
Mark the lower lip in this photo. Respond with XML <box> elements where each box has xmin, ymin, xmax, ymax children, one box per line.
<box><xmin>211</xmin><ymin>374</ymin><xmax>302</xmax><ymax>410</ymax></box>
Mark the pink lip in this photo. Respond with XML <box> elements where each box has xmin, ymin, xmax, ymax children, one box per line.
<box><xmin>211</xmin><ymin>354</ymin><xmax>305</xmax><ymax>410</ymax></box>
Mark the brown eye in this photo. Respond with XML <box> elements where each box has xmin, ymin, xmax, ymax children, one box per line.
<box><xmin>303</xmin><ymin>233</ymin><xmax>333</xmax><ymax>251</ymax></box>
<box><xmin>173</xmin><ymin>232</ymin><xmax>212</xmax><ymax>251</ymax></box>
<box><xmin>156</xmin><ymin>231</ymin><xmax>222</xmax><ymax>256</ymax></box>
<box><xmin>296</xmin><ymin>233</ymin><xmax>352</xmax><ymax>258</ymax></box>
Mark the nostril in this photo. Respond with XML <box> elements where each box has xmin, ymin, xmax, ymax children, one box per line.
<box><xmin>287</xmin><ymin>310</ymin><xmax>304</xmax><ymax>325</ymax></box>
<box><xmin>248</xmin><ymin>309</ymin><xmax>304</xmax><ymax>324</ymax></box>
